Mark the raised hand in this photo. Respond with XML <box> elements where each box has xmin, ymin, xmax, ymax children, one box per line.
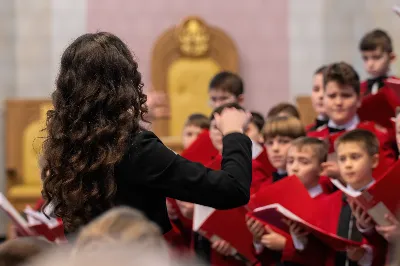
<box><xmin>214</xmin><ymin>108</ymin><xmax>252</xmax><ymax>136</ymax></box>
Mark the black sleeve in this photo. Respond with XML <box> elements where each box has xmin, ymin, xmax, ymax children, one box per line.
<box><xmin>129</xmin><ymin>131</ymin><xmax>252</xmax><ymax>209</ymax></box>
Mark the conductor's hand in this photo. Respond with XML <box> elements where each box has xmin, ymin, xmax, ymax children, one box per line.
<box><xmin>214</xmin><ymin>108</ymin><xmax>252</xmax><ymax>136</ymax></box>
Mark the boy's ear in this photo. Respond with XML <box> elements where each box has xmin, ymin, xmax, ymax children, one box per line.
<box><xmin>258</xmin><ymin>135</ymin><xmax>265</xmax><ymax>144</ymax></box>
<box><xmin>389</xmin><ymin>52</ymin><xmax>396</xmax><ymax>62</ymax></box>
<box><xmin>237</xmin><ymin>94</ymin><xmax>245</xmax><ymax>106</ymax></box>
<box><xmin>371</xmin><ymin>153</ymin><xmax>379</xmax><ymax>169</ymax></box>
<box><xmin>356</xmin><ymin>96</ymin><xmax>362</xmax><ymax>109</ymax></box>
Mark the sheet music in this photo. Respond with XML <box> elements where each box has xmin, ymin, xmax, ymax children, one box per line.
<box><xmin>0</xmin><ymin>193</ymin><xmax>32</xmax><ymax>234</ymax></box>
<box><xmin>193</xmin><ymin>204</ymin><xmax>215</xmax><ymax>231</ymax></box>
<box><xmin>330</xmin><ymin>179</ymin><xmax>361</xmax><ymax>197</ymax></box>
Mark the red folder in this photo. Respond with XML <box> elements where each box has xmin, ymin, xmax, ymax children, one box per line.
<box><xmin>358</xmin><ymin>79</ymin><xmax>400</xmax><ymax>129</ymax></box>
<box><xmin>166</xmin><ymin>198</ymin><xmax>193</xmax><ymax>230</ymax></box>
<box><xmin>251</xmin><ymin>204</ymin><xmax>361</xmax><ymax>251</ymax></box>
<box><xmin>330</xmin><ymin>160</ymin><xmax>400</xmax><ymax>226</ymax></box>
<box><xmin>29</xmin><ymin>223</ymin><xmax>65</xmax><ymax>242</ymax></box>
<box><xmin>180</xmin><ymin>129</ymin><xmax>219</xmax><ymax>165</ymax></box>
<box><xmin>0</xmin><ymin>193</ymin><xmax>66</xmax><ymax>242</ymax></box>
<box><xmin>248</xmin><ymin>176</ymin><xmax>315</xmax><ymax>221</ymax></box>
<box><xmin>197</xmin><ymin>207</ymin><xmax>258</xmax><ymax>264</ymax></box>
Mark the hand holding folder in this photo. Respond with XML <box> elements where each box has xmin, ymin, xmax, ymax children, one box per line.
<box><xmin>193</xmin><ymin>205</ymin><xmax>258</xmax><ymax>264</ymax></box>
<box><xmin>251</xmin><ymin>203</ymin><xmax>361</xmax><ymax>251</ymax></box>
<box><xmin>0</xmin><ymin>193</ymin><xmax>65</xmax><ymax>242</ymax></box>
<box><xmin>330</xmin><ymin>160</ymin><xmax>400</xmax><ymax>226</ymax></box>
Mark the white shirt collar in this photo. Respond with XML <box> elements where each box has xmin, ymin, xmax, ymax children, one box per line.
<box><xmin>317</xmin><ymin>114</ymin><xmax>328</xmax><ymax>121</ymax></box>
<box><xmin>328</xmin><ymin>115</ymin><xmax>360</xmax><ymax>131</ymax></box>
<box><xmin>308</xmin><ymin>184</ymin><xmax>323</xmax><ymax>198</ymax></box>
<box><xmin>346</xmin><ymin>179</ymin><xmax>375</xmax><ymax>192</ymax></box>
<box><xmin>277</xmin><ymin>169</ymin><xmax>286</xmax><ymax>175</ymax></box>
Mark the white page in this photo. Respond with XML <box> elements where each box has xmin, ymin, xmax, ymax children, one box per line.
<box><xmin>330</xmin><ymin>179</ymin><xmax>361</xmax><ymax>197</ymax></box>
<box><xmin>367</xmin><ymin>202</ymin><xmax>393</xmax><ymax>226</ymax></box>
<box><xmin>0</xmin><ymin>193</ymin><xmax>32</xmax><ymax>234</ymax></box>
<box><xmin>192</xmin><ymin>204</ymin><xmax>215</xmax><ymax>231</ymax></box>
<box><xmin>24</xmin><ymin>206</ymin><xmax>60</xmax><ymax>228</ymax></box>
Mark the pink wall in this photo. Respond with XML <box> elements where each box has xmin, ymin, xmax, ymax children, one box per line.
<box><xmin>87</xmin><ymin>0</ymin><xmax>289</xmax><ymax>115</ymax></box>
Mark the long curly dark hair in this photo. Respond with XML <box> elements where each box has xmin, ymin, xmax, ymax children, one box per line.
<box><xmin>42</xmin><ymin>32</ymin><xmax>148</xmax><ymax>233</ymax></box>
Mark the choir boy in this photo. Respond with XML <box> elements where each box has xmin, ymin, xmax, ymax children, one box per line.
<box><xmin>359</xmin><ymin>29</ymin><xmax>398</xmax><ymax>96</ymax></box>
<box><xmin>208</xmin><ymin>71</ymin><xmax>244</xmax><ymax>109</ymax></box>
<box><xmin>286</xmin><ymin>137</ymin><xmax>332</xmax><ymax>199</ymax></box>
<box><xmin>266</xmin><ymin>103</ymin><xmax>300</xmax><ymax>119</ymax></box>
<box><xmin>181</xmin><ymin>113</ymin><xmax>210</xmax><ymax>149</ymax></box>
<box><xmin>246</xmin><ymin>116</ymin><xmax>306</xmax><ymax>265</ymax></box>
<box><xmin>290</xmin><ymin>129</ymin><xmax>388</xmax><ymax>266</ymax></box>
<box><xmin>195</xmin><ymin>103</ymin><xmax>263</xmax><ymax>266</ymax></box>
<box><xmin>308</xmin><ymin>62</ymin><xmax>396</xmax><ymax>178</ymax></box>
<box><xmin>374</xmin><ymin>108</ymin><xmax>400</xmax><ymax>263</ymax></box>
<box><xmin>307</xmin><ymin>65</ymin><xmax>329</xmax><ymax>132</ymax></box>
<box><xmin>246</xmin><ymin>112</ymin><xmax>266</xmax><ymax>144</ymax></box>
<box><xmin>248</xmin><ymin>136</ymin><xmax>332</xmax><ymax>265</ymax></box>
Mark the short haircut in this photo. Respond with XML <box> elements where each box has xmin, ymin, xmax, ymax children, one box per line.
<box><xmin>314</xmin><ymin>65</ymin><xmax>328</xmax><ymax>75</ymax></box>
<box><xmin>266</xmin><ymin>102</ymin><xmax>300</xmax><ymax>119</ymax></box>
<box><xmin>335</xmin><ymin>129</ymin><xmax>380</xmax><ymax>156</ymax></box>
<box><xmin>0</xmin><ymin>237</ymin><xmax>53</xmax><ymax>266</ymax></box>
<box><xmin>396</xmin><ymin>106</ymin><xmax>400</xmax><ymax>117</ymax></box>
<box><xmin>74</xmin><ymin>207</ymin><xmax>164</xmax><ymax>254</ymax></box>
<box><xmin>359</xmin><ymin>29</ymin><xmax>393</xmax><ymax>53</ymax></box>
<box><xmin>208</xmin><ymin>71</ymin><xmax>244</xmax><ymax>97</ymax></box>
<box><xmin>290</xmin><ymin>137</ymin><xmax>329</xmax><ymax>163</ymax></box>
<box><xmin>184</xmin><ymin>113</ymin><xmax>210</xmax><ymax>129</ymax></box>
<box><xmin>263</xmin><ymin>116</ymin><xmax>305</xmax><ymax>140</ymax></box>
<box><xmin>209</xmin><ymin>102</ymin><xmax>244</xmax><ymax>121</ymax></box>
<box><xmin>324</xmin><ymin>62</ymin><xmax>360</xmax><ymax>96</ymax></box>
<box><xmin>250</xmin><ymin>111</ymin><xmax>265</xmax><ymax>132</ymax></box>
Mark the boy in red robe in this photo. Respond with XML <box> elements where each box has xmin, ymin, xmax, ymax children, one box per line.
<box><xmin>194</xmin><ymin>103</ymin><xmax>269</xmax><ymax>266</ymax></box>
<box><xmin>248</xmin><ymin>136</ymin><xmax>333</xmax><ymax>265</ymax></box>
<box><xmin>307</xmin><ymin>65</ymin><xmax>329</xmax><ymax>132</ymax></box>
<box><xmin>358</xmin><ymin>29</ymin><xmax>398</xmax><ymax>97</ymax></box>
<box><xmin>290</xmin><ymin>129</ymin><xmax>388</xmax><ymax>266</ymax></box>
<box><xmin>308</xmin><ymin>62</ymin><xmax>396</xmax><ymax>179</ymax></box>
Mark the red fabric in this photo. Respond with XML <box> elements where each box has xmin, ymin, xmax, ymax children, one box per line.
<box><xmin>251</xmin><ymin>146</ymin><xmax>275</xmax><ymax>195</ymax></box>
<box><xmin>307</xmin><ymin>121</ymin><xmax>396</xmax><ymax>177</ymax></box>
<box><xmin>180</xmin><ymin>129</ymin><xmax>219</xmax><ymax>165</ymax></box>
<box><xmin>306</xmin><ymin>122</ymin><xmax>316</xmax><ymax>132</ymax></box>
<box><xmin>360</xmin><ymin>76</ymin><xmax>400</xmax><ymax>97</ymax></box>
<box><xmin>317</xmin><ymin>191</ymin><xmax>387</xmax><ymax>266</ymax></box>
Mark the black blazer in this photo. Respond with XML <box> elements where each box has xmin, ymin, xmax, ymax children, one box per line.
<box><xmin>112</xmin><ymin>130</ymin><xmax>252</xmax><ymax>234</ymax></box>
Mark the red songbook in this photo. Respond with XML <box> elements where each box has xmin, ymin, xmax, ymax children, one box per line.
<box><xmin>251</xmin><ymin>204</ymin><xmax>361</xmax><ymax>251</ymax></box>
<box><xmin>0</xmin><ymin>193</ymin><xmax>66</xmax><ymax>242</ymax></box>
<box><xmin>248</xmin><ymin>175</ymin><xmax>314</xmax><ymax>220</ymax></box>
<box><xmin>330</xmin><ymin>160</ymin><xmax>400</xmax><ymax>226</ymax></box>
<box><xmin>358</xmin><ymin>79</ymin><xmax>400</xmax><ymax>129</ymax></box>
<box><xmin>166</xmin><ymin>198</ymin><xmax>192</xmax><ymax>229</ymax></box>
<box><xmin>193</xmin><ymin>206</ymin><xmax>257</xmax><ymax>264</ymax></box>
<box><xmin>180</xmin><ymin>129</ymin><xmax>219</xmax><ymax>165</ymax></box>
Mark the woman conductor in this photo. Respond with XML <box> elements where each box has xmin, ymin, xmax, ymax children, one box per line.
<box><xmin>41</xmin><ymin>32</ymin><xmax>252</xmax><ymax>235</ymax></box>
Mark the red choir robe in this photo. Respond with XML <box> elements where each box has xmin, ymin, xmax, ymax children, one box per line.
<box><xmin>251</xmin><ymin>145</ymin><xmax>275</xmax><ymax>195</ymax></box>
<box><xmin>360</xmin><ymin>75</ymin><xmax>400</xmax><ymax>97</ymax></box>
<box><xmin>195</xmin><ymin>152</ymin><xmax>270</xmax><ymax>266</ymax></box>
<box><xmin>306</xmin><ymin>118</ymin><xmax>329</xmax><ymax>133</ymax></box>
<box><xmin>180</xmin><ymin>129</ymin><xmax>219</xmax><ymax>166</ymax></box>
<box><xmin>308</xmin><ymin>121</ymin><xmax>396</xmax><ymax>178</ymax></box>
<box><xmin>298</xmin><ymin>190</ymin><xmax>388</xmax><ymax>266</ymax></box>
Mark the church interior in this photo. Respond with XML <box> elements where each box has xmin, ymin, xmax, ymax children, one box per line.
<box><xmin>1</xmin><ymin>0</ymin><xmax>400</xmax><ymax>265</ymax></box>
